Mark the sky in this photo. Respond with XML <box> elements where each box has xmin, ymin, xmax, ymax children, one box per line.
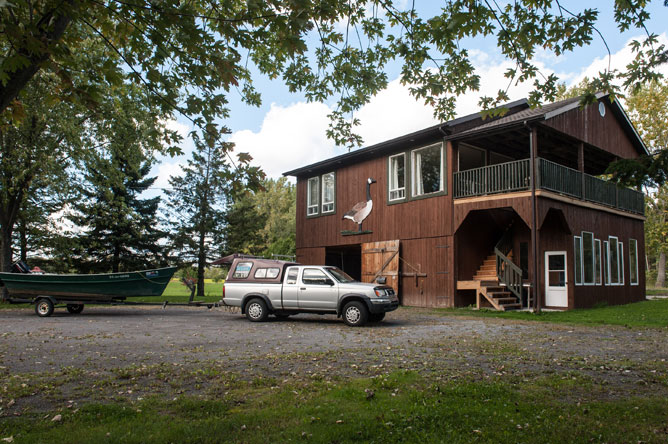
<box><xmin>152</xmin><ymin>1</ymin><xmax>668</xmax><ymax>192</ymax></box>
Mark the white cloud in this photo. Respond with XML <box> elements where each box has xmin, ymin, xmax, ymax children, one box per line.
<box><xmin>163</xmin><ymin>118</ymin><xmax>191</xmax><ymax>140</ymax></box>
<box><xmin>229</xmin><ymin>101</ymin><xmax>340</xmax><ymax>179</ymax></box>
<box><xmin>569</xmin><ymin>33</ymin><xmax>668</xmax><ymax>85</ymax></box>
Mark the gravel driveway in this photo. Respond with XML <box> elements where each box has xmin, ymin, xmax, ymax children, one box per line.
<box><xmin>1</xmin><ymin>305</ymin><xmax>667</xmax><ymax>413</ymax></box>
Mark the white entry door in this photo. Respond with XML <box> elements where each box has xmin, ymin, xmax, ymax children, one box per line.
<box><xmin>545</xmin><ymin>251</ymin><xmax>568</xmax><ymax>308</ymax></box>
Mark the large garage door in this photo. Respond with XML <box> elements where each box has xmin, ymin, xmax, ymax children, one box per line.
<box><xmin>361</xmin><ymin>240</ymin><xmax>400</xmax><ymax>295</ymax></box>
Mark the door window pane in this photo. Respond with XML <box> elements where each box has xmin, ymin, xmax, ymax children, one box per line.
<box><xmin>285</xmin><ymin>267</ymin><xmax>299</xmax><ymax>284</ymax></box>
<box><xmin>549</xmin><ymin>271</ymin><xmax>566</xmax><ymax>287</ymax></box>
<box><xmin>302</xmin><ymin>268</ymin><xmax>330</xmax><ymax>285</ymax></box>
<box><xmin>389</xmin><ymin>154</ymin><xmax>405</xmax><ymax>200</ymax></box>
<box><xmin>321</xmin><ymin>172</ymin><xmax>335</xmax><ymax>213</ymax></box>
<box><xmin>412</xmin><ymin>144</ymin><xmax>443</xmax><ymax>196</ymax></box>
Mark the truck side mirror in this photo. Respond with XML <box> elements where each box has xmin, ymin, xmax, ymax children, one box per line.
<box><xmin>325</xmin><ymin>278</ymin><xmax>335</xmax><ymax>286</ymax></box>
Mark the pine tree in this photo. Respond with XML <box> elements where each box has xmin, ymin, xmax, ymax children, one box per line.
<box><xmin>166</xmin><ymin>131</ymin><xmax>263</xmax><ymax>296</ymax></box>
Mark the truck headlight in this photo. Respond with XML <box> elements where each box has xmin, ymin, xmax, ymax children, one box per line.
<box><xmin>374</xmin><ymin>288</ymin><xmax>386</xmax><ymax>297</ymax></box>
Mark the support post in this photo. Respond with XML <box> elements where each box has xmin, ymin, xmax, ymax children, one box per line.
<box><xmin>529</xmin><ymin>126</ymin><xmax>541</xmax><ymax>312</ymax></box>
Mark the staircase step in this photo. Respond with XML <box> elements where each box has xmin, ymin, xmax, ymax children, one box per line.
<box><xmin>493</xmin><ymin>297</ymin><xmax>518</xmax><ymax>304</ymax></box>
<box><xmin>500</xmin><ymin>303</ymin><xmax>522</xmax><ymax>311</ymax></box>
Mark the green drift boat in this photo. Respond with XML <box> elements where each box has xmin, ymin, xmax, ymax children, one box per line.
<box><xmin>0</xmin><ymin>267</ymin><xmax>177</xmax><ymax>302</ymax></box>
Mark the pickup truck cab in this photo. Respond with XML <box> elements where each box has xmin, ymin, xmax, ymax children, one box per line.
<box><xmin>222</xmin><ymin>258</ymin><xmax>399</xmax><ymax>326</ymax></box>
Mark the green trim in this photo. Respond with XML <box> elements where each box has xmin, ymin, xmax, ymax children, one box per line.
<box><xmin>341</xmin><ymin>230</ymin><xmax>373</xmax><ymax>236</ymax></box>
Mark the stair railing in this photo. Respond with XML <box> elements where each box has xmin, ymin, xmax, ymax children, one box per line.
<box><xmin>494</xmin><ymin>226</ymin><xmax>523</xmax><ymax>300</ymax></box>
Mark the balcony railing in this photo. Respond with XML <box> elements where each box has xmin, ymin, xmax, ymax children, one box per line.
<box><xmin>453</xmin><ymin>157</ymin><xmax>644</xmax><ymax>215</ymax></box>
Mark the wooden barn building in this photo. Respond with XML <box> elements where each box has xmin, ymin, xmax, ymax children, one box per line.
<box><xmin>283</xmin><ymin>94</ymin><xmax>647</xmax><ymax>310</ymax></box>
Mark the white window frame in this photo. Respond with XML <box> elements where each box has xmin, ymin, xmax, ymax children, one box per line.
<box><xmin>619</xmin><ymin>242</ymin><xmax>625</xmax><ymax>286</ymax></box>
<box><xmin>608</xmin><ymin>236</ymin><xmax>621</xmax><ymax>285</ymax></box>
<box><xmin>595</xmin><ymin>239</ymin><xmax>602</xmax><ymax>285</ymax></box>
<box><xmin>411</xmin><ymin>142</ymin><xmax>444</xmax><ymax>197</ymax></box>
<box><xmin>307</xmin><ymin>177</ymin><xmax>319</xmax><ymax>216</ymax></box>
<box><xmin>629</xmin><ymin>239</ymin><xmax>639</xmax><ymax>286</ymax></box>
<box><xmin>574</xmin><ymin>236</ymin><xmax>583</xmax><ymax>286</ymax></box>
<box><xmin>603</xmin><ymin>240</ymin><xmax>610</xmax><ymax>285</ymax></box>
<box><xmin>388</xmin><ymin>153</ymin><xmax>406</xmax><ymax>201</ymax></box>
<box><xmin>321</xmin><ymin>172</ymin><xmax>335</xmax><ymax>214</ymax></box>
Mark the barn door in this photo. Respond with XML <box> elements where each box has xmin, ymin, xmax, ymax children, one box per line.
<box><xmin>361</xmin><ymin>240</ymin><xmax>400</xmax><ymax>295</ymax></box>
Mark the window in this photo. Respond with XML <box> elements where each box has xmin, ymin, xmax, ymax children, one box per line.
<box><xmin>321</xmin><ymin>172</ymin><xmax>335</xmax><ymax>213</ymax></box>
<box><xmin>307</xmin><ymin>173</ymin><xmax>336</xmax><ymax>216</ymax></box>
<box><xmin>285</xmin><ymin>267</ymin><xmax>299</xmax><ymax>284</ymax></box>
<box><xmin>232</xmin><ymin>262</ymin><xmax>253</xmax><ymax>279</ymax></box>
<box><xmin>582</xmin><ymin>232</ymin><xmax>594</xmax><ymax>285</ymax></box>
<box><xmin>603</xmin><ymin>241</ymin><xmax>609</xmax><ymax>285</ymax></box>
<box><xmin>574</xmin><ymin>236</ymin><xmax>583</xmax><ymax>285</ymax></box>
<box><xmin>620</xmin><ymin>242</ymin><xmax>625</xmax><ymax>285</ymax></box>
<box><xmin>307</xmin><ymin>177</ymin><xmax>319</xmax><ymax>216</ymax></box>
<box><xmin>301</xmin><ymin>268</ymin><xmax>331</xmax><ymax>285</ymax></box>
<box><xmin>595</xmin><ymin>239</ymin><xmax>602</xmax><ymax>285</ymax></box>
<box><xmin>254</xmin><ymin>268</ymin><xmax>280</xmax><ymax>279</ymax></box>
<box><xmin>609</xmin><ymin>236</ymin><xmax>619</xmax><ymax>285</ymax></box>
<box><xmin>412</xmin><ymin>143</ymin><xmax>444</xmax><ymax>196</ymax></box>
<box><xmin>629</xmin><ymin>239</ymin><xmax>639</xmax><ymax>285</ymax></box>
<box><xmin>388</xmin><ymin>153</ymin><xmax>405</xmax><ymax>201</ymax></box>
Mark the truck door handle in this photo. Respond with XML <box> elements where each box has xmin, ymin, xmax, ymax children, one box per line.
<box><xmin>300</xmin><ymin>287</ymin><xmax>306</xmax><ymax>290</ymax></box>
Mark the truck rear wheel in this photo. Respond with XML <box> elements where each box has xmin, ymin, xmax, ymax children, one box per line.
<box><xmin>35</xmin><ymin>298</ymin><xmax>54</xmax><ymax>317</ymax></box>
<box><xmin>246</xmin><ymin>298</ymin><xmax>269</xmax><ymax>322</ymax></box>
<box><xmin>342</xmin><ymin>301</ymin><xmax>368</xmax><ymax>327</ymax></box>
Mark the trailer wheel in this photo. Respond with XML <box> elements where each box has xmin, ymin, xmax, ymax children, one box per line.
<box><xmin>245</xmin><ymin>298</ymin><xmax>268</xmax><ymax>322</ymax></box>
<box><xmin>66</xmin><ymin>304</ymin><xmax>84</xmax><ymax>314</ymax></box>
<box><xmin>342</xmin><ymin>301</ymin><xmax>368</xmax><ymax>327</ymax></box>
<box><xmin>35</xmin><ymin>298</ymin><xmax>54</xmax><ymax>317</ymax></box>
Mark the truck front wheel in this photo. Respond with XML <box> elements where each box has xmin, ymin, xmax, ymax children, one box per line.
<box><xmin>245</xmin><ymin>298</ymin><xmax>269</xmax><ymax>322</ymax></box>
<box><xmin>342</xmin><ymin>301</ymin><xmax>368</xmax><ymax>327</ymax></box>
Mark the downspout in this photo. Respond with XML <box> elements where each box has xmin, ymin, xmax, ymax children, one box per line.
<box><xmin>527</xmin><ymin>123</ymin><xmax>541</xmax><ymax>313</ymax></box>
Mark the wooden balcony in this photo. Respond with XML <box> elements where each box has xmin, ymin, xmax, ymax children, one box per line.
<box><xmin>453</xmin><ymin>158</ymin><xmax>644</xmax><ymax>215</ymax></box>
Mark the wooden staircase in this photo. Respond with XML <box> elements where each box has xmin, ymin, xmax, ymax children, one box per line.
<box><xmin>472</xmin><ymin>254</ymin><xmax>521</xmax><ymax>311</ymax></box>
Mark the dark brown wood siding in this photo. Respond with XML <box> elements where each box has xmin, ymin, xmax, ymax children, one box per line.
<box><xmin>296</xmin><ymin>139</ymin><xmax>454</xmax><ymax>249</ymax></box>
<box><xmin>542</xmin><ymin>101</ymin><xmax>639</xmax><ymax>160</ymax></box>
<box><xmin>536</xmin><ymin>196</ymin><xmax>645</xmax><ymax>309</ymax></box>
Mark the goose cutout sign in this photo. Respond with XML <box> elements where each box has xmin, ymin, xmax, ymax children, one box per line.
<box><xmin>341</xmin><ymin>177</ymin><xmax>376</xmax><ymax>235</ymax></box>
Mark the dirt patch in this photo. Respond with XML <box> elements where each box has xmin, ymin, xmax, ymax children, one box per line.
<box><xmin>1</xmin><ymin>306</ymin><xmax>667</xmax><ymax>415</ymax></box>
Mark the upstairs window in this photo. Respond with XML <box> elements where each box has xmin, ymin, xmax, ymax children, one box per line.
<box><xmin>412</xmin><ymin>143</ymin><xmax>444</xmax><ymax>197</ymax></box>
<box><xmin>307</xmin><ymin>177</ymin><xmax>319</xmax><ymax>216</ymax></box>
<box><xmin>388</xmin><ymin>153</ymin><xmax>405</xmax><ymax>201</ymax></box>
<box><xmin>306</xmin><ymin>173</ymin><xmax>336</xmax><ymax>216</ymax></box>
<box><xmin>321</xmin><ymin>172</ymin><xmax>335</xmax><ymax>213</ymax></box>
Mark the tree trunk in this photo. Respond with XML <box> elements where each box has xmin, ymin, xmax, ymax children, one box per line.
<box><xmin>19</xmin><ymin>218</ymin><xmax>27</xmax><ymax>262</ymax></box>
<box><xmin>112</xmin><ymin>246</ymin><xmax>120</xmax><ymax>273</ymax></box>
<box><xmin>197</xmin><ymin>229</ymin><xmax>206</xmax><ymax>298</ymax></box>
<box><xmin>1</xmin><ymin>226</ymin><xmax>13</xmax><ymax>301</ymax></box>
<box><xmin>656</xmin><ymin>251</ymin><xmax>666</xmax><ymax>288</ymax></box>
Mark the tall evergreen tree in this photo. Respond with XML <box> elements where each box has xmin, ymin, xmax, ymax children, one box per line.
<box><xmin>166</xmin><ymin>131</ymin><xmax>263</xmax><ymax>297</ymax></box>
<box><xmin>68</xmin><ymin>85</ymin><xmax>169</xmax><ymax>273</ymax></box>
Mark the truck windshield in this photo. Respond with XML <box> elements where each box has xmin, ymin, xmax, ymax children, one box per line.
<box><xmin>325</xmin><ymin>267</ymin><xmax>355</xmax><ymax>283</ymax></box>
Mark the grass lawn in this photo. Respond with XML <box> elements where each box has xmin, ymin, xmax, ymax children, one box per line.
<box><xmin>437</xmin><ymin>298</ymin><xmax>668</xmax><ymax>328</ymax></box>
<box><xmin>2</xmin><ymin>371</ymin><xmax>668</xmax><ymax>443</ymax></box>
<box><xmin>647</xmin><ymin>288</ymin><xmax>668</xmax><ymax>296</ymax></box>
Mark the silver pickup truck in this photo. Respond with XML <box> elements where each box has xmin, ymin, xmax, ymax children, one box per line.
<box><xmin>222</xmin><ymin>258</ymin><xmax>399</xmax><ymax>326</ymax></box>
